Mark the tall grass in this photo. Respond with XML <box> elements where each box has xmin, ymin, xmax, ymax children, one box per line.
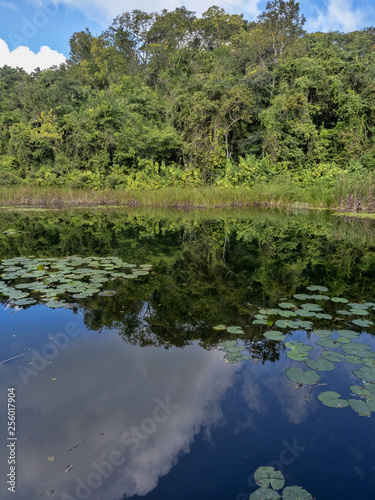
<box><xmin>0</xmin><ymin>174</ymin><xmax>371</xmax><ymax>209</ymax></box>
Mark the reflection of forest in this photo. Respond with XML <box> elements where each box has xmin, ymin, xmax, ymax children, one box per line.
<box><xmin>1</xmin><ymin>208</ymin><xmax>375</xmax><ymax>355</ymax></box>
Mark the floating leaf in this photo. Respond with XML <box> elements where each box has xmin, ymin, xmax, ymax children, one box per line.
<box><xmin>278</xmin><ymin>303</ymin><xmax>295</xmax><ymax>309</ymax></box>
<box><xmin>264</xmin><ymin>331</ymin><xmax>287</xmax><ymax>341</ymax></box>
<box><xmin>316</xmin><ymin>339</ymin><xmax>338</xmax><ymax>348</ymax></box>
<box><xmin>254</xmin><ymin>466</ymin><xmax>285</xmax><ymax>490</ymax></box>
<box><xmin>344</xmin><ymin>355</ymin><xmax>363</xmax><ymax>364</ymax></box>
<box><xmin>347</xmin><ymin>303</ymin><xmax>369</xmax><ymax>309</ymax></box>
<box><xmin>341</xmin><ymin>343</ymin><xmax>372</xmax><ymax>356</ymax></box>
<box><xmin>226</xmin><ymin>326</ymin><xmax>244</xmax><ymax>335</ymax></box>
<box><xmin>282</xmin><ymin>486</ymin><xmax>312</xmax><ymax>500</ymax></box>
<box><xmin>331</xmin><ymin>297</ymin><xmax>348</xmax><ymax>303</ymax></box>
<box><xmin>98</xmin><ymin>290</ymin><xmax>117</xmax><ymax>297</ymax></box>
<box><xmin>306</xmin><ymin>285</ymin><xmax>328</xmax><ymax>292</ymax></box>
<box><xmin>287</xmin><ymin>351</ymin><xmax>309</xmax><ymax>361</ymax></box>
<box><xmin>285</xmin><ymin>367</ymin><xmax>320</xmax><ymax>385</ymax></box>
<box><xmin>213</xmin><ymin>324</ymin><xmax>226</xmax><ymax>331</ymax></box>
<box><xmin>315</xmin><ymin>313</ymin><xmax>332</xmax><ymax>320</ymax></box>
<box><xmin>352</xmin><ymin>319</ymin><xmax>374</xmax><ymax>327</ymax></box>
<box><xmin>47</xmin><ymin>456</ymin><xmax>54</xmax><ymax>461</ymax></box>
<box><xmin>321</xmin><ymin>351</ymin><xmax>344</xmax><ymax>363</ymax></box>
<box><xmin>353</xmin><ymin>368</ymin><xmax>375</xmax><ymax>383</ymax></box>
<box><xmin>313</xmin><ymin>329</ymin><xmax>332</xmax><ymax>337</ymax></box>
<box><xmin>295</xmin><ymin>309</ymin><xmax>316</xmax><ymax>318</ymax></box>
<box><xmin>250</xmin><ymin>488</ymin><xmax>281</xmax><ymax>500</ymax></box>
<box><xmin>318</xmin><ymin>391</ymin><xmax>348</xmax><ymax>408</ymax></box>
<box><xmin>293</xmin><ymin>294</ymin><xmax>311</xmax><ymax>300</ymax></box>
<box><xmin>305</xmin><ymin>357</ymin><xmax>335</xmax><ymax>371</ymax></box>
<box><xmin>348</xmin><ymin>399</ymin><xmax>371</xmax><ymax>416</ymax></box>
<box><xmin>337</xmin><ymin>330</ymin><xmax>360</xmax><ymax>339</ymax></box>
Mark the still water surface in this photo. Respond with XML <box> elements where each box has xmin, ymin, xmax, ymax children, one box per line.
<box><xmin>0</xmin><ymin>207</ymin><xmax>374</xmax><ymax>500</ymax></box>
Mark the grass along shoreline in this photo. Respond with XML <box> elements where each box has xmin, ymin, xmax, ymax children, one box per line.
<box><xmin>0</xmin><ymin>175</ymin><xmax>374</xmax><ymax>212</ymax></box>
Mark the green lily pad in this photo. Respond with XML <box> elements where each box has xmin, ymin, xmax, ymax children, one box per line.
<box><xmin>348</xmin><ymin>399</ymin><xmax>371</xmax><ymax>416</ymax></box>
<box><xmin>278</xmin><ymin>310</ymin><xmax>297</xmax><ymax>318</ymax></box>
<box><xmin>314</xmin><ymin>329</ymin><xmax>333</xmax><ymax>337</ymax></box>
<box><xmin>341</xmin><ymin>343</ymin><xmax>372</xmax><ymax>356</ymax></box>
<box><xmin>315</xmin><ymin>313</ymin><xmax>332</xmax><ymax>320</ymax></box>
<box><xmin>264</xmin><ymin>331</ymin><xmax>287</xmax><ymax>341</ymax></box>
<box><xmin>336</xmin><ymin>336</ymin><xmax>351</xmax><ymax>344</ymax></box>
<box><xmin>337</xmin><ymin>330</ymin><xmax>360</xmax><ymax>339</ymax></box>
<box><xmin>311</xmin><ymin>294</ymin><xmax>330</xmax><ymax>300</ymax></box>
<box><xmin>305</xmin><ymin>357</ymin><xmax>335</xmax><ymax>371</ymax></box>
<box><xmin>337</xmin><ymin>310</ymin><xmax>352</xmax><ymax>316</ymax></box>
<box><xmin>213</xmin><ymin>324</ymin><xmax>226</xmax><ymax>331</ymax></box>
<box><xmin>350</xmin><ymin>309</ymin><xmax>369</xmax><ymax>316</ymax></box>
<box><xmin>287</xmin><ymin>351</ymin><xmax>309</xmax><ymax>361</ymax></box>
<box><xmin>347</xmin><ymin>303</ymin><xmax>369</xmax><ymax>309</ymax></box>
<box><xmin>14</xmin><ymin>298</ymin><xmax>37</xmax><ymax>306</ymax></box>
<box><xmin>321</xmin><ymin>351</ymin><xmax>344</xmax><ymax>362</ymax></box>
<box><xmin>250</xmin><ymin>488</ymin><xmax>281</xmax><ymax>500</ymax></box>
<box><xmin>98</xmin><ymin>290</ymin><xmax>117</xmax><ymax>297</ymax></box>
<box><xmin>278</xmin><ymin>303</ymin><xmax>295</xmax><ymax>309</ymax></box>
<box><xmin>318</xmin><ymin>391</ymin><xmax>348</xmax><ymax>408</ymax></box>
<box><xmin>293</xmin><ymin>294</ymin><xmax>311</xmax><ymax>300</ymax></box>
<box><xmin>316</xmin><ymin>339</ymin><xmax>338</xmax><ymax>348</ymax></box>
<box><xmin>253</xmin><ymin>466</ymin><xmax>285</xmax><ymax>490</ymax></box>
<box><xmin>331</xmin><ymin>297</ymin><xmax>349</xmax><ymax>303</ymax></box>
<box><xmin>352</xmin><ymin>319</ymin><xmax>374</xmax><ymax>327</ymax></box>
<box><xmin>353</xmin><ymin>368</ymin><xmax>375</xmax><ymax>383</ymax></box>
<box><xmin>282</xmin><ymin>486</ymin><xmax>312</xmax><ymax>500</ymax></box>
<box><xmin>285</xmin><ymin>367</ymin><xmax>320</xmax><ymax>384</ymax></box>
<box><xmin>226</xmin><ymin>326</ymin><xmax>244</xmax><ymax>335</ymax></box>
<box><xmin>306</xmin><ymin>285</ymin><xmax>328</xmax><ymax>292</ymax></box>
<box><xmin>301</xmin><ymin>303</ymin><xmax>322</xmax><ymax>311</ymax></box>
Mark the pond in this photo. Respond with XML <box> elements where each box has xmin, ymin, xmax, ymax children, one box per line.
<box><xmin>0</xmin><ymin>207</ymin><xmax>375</xmax><ymax>500</ymax></box>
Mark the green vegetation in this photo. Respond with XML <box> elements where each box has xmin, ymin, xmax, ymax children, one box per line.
<box><xmin>1</xmin><ymin>1</ymin><xmax>375</xmax><ymax>207</ymax></box>
<box><xmin>250</xmin><ymin>466</ymin><xmax>312</xmax><ymax>499</ymax></box>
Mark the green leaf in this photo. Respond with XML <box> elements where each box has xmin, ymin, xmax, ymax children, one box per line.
<box><xmin>318</xmin><ymin>391</ymin><xmax>348</xmax><ymax>408</ymax></box>
<box><xmin>264</xmin><ymin>331</ymin><xmax>287</xmax><ymax>341</ymax></box>
<box><xmin>348</xmin><ymin>399</ymin><xmax>371</xmax><ymax>416</ymax></box>
<box><xmin>250</xmin><ymin>488</ymin><xmax>281</xmax><ymax>500</ymax></box>
<box><xmin>226</xmin><ymin>326</ymin><xmax>244</xmax><ymax>335</ymax></box>
<box><xmin>253</xmin><ymin>467</ymin><xmax>285</xmax><ymax>490</ymax></box>
<box><xmin>285</xmin><ymin>367</ymin><xmax>320</xmax><ymax>385</ymax></box>
<box><xmin>305</xmin><ymin>357</ymin><xmax>335</xmax><ymax>371</ymax></box>
<box><xmin>282</xmin><ymin>486</ymin><xmax>312</xmax><ymax>500</ymax></box>
<box><xmin>213</xmin><ymin>324</ymin><xmax>226</xmax><ymax>331</ymax></box>
<box><xmin>306</xmin><ymin>285</ymin><xmax>328</xmax><ymax>292</ymax></box>
<box><xmin>352</xmin><ymin>319</ymin><xmax>374</xmax><ymax>327</ymax></box>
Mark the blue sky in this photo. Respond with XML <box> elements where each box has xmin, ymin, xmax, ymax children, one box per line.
<box><xmin>0</xmin><ymin>0</ymin><xmax>374</xmax><ymax>72</ymax></box>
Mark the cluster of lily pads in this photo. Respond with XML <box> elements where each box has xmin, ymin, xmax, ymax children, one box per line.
<box><xmin>259</xmin><ymin>287</ymin><xmax>375</xmax><ymax>416</ymax></box>
<box><xmin>0</xmin><ymin>256</ymin><xmax>152</xmax><ymax>309</ymax></box>
<box><xmin>215</xmin><ymin>285</ymin><xmax>375</xmax><ymax>417</ymax></box>
<box><xmin>249</xmin><ymin>466</ymin><xmax>312</xmax><ymax>500</ymax></box>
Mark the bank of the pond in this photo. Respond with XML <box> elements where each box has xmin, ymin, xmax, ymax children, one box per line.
<box><xmin>0</xmin><ymin>175</ymin><xmax>374</xmax><ymax>211</ymax></box>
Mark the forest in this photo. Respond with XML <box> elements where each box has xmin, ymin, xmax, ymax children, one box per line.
<box><xmin>0</xmin><ymin>0</ymin><xmax>375</xmax><ymax>196</ymax></box>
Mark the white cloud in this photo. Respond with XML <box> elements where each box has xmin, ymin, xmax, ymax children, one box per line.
<box><xmin>36</xmin><ymin>0</ymin><xmax>260</xmax><ymax>25</ymax></box>
<box><xmin>307</xmin><ymin>0</ymin><xmax>366</xmax><ymax>32</ymax></box>
<box><xmin>0</xmin><ymin>1</ymin><xmax>18</xmax><ymax>11</ymax></box>
<box><xmin>0</xmin><ymin>38</ymin><xmax>66</xmax><ymax>72</ymax></box>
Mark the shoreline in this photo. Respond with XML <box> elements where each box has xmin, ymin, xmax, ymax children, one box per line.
<box><xmin>0</xmin><ymin>184</ymin><xmax>374</xmax><ymax>215</ymax></box>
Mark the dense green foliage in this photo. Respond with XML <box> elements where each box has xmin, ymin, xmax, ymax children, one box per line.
<box><xmin>1</xmin><ymin>1</ymin><xmax>375</xmax><ymax>190</ymax></box>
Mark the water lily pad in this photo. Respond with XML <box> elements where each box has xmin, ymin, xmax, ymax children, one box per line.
<box><xmin>336</xmin><ymin>336</ymin><xmax>351</xmax><ymax>344</ymax></box>
<box><xmin>253</xmin><ymin>319</ymin><xmax>268</xmax><ymax>325</ymax></box>
<box><xmin>226</xmin><ymin>326</ymin><xmax>244</xmax><ymax>335</ymax></box>
<box><xmin>282</xmin><ymin>486</ymin><xmax>312</xmax><ymax>500</ymax></box>
<box><xmin>347</xmin><ymin>303</ymin><xmax>369</xmax><ymax>309</ymax></box>
<box><xmin>287</xmin><ymin>351</ymin><xmax>309</xmax><ymax>361</ymax></box>
<box><xmin>342</xmin><ymin>343</ymin><xmax>372</xmax><ymax>356</ymax></box>
<box><xmin>264</xmin><ymin>331</ymin><xmax>287</xmax><ymax>341</ymax></box>
<box><xmin>301</xmin><ymin>303</ymin><xmax>322</xmax><ymax>311</ymax></box>
<box><xmin>315</xmin><ymin>313</ymin><xmax>332</xmax><ymax>320</ymax></box>
<box><xmin>316</xmin><ymin>339</ymin><xmax>338</xmax><ymax>348</ymax></box>
<box><xmin>250</xmin><ymin>488</ymin><xmax>280</xmax><ymax>500</ymax></box>
<box><xmin>311</xmin><ymin>294</ymin><xmax>330</xmax><ymax>300</ymax></box>
<box><xmin>348</xmin><ymin>399</ymin><xmax>371</xmax><ymax>416</ymax></box>
<box><xmin>253</xmin><ymin>466</ymin><xmax>285</xmax><ymax>490</ymax></box>
<box><xmin>353</xmin><ymin>368</ymin><xmax>375</xmax><ymax>383</ymax></box>
<box><xmin>14</xmin><ymin>298</ymin><xmax>37</xmax><ymax>306</ymax></box>
<box><xmin>318</xmin><ymin>391</ymin><xmax>348</xmax><ymax>408</ymax></box>
<box><xmin>336</xmin><ymin>310</ymin><xmax>352</xmax><ymax>316</ymax></box>
<box><xmin>321</xmin><ymin>351</ymin><xmax>344</xmax><ymax>363</ymax></box>
<box><xmin>98</xmin><ymin>290</ymin><xmax>117</xmax><ymax>297</ymax></box>
<box><xmin>350</xmin><ymin>309</ymin><xmax>369</xmax><ymax>316</ymax></box>
<box><xmin>306</xmin><ymin>285</ymin><xmax>328</xmax><ymax>292</ymax></box>
<box><xmin>285</xmin><ymin>367</ymin><xmax>320</xmax><ymax>385</ymax></box>
<box><xmin>213</xmin><ymin>324</ymin><xmax>226</xmax><ymax>331</ymax></box>
<box><xmin>352</xmin><ymin>319</ymin><xmax>374</xmax><ymax>327</ymax></box>
<box><xmin>305</xmin><ymin>356</ymin><xmax>335</xmax><ymax>371</ymax></box>
<box><xmin>278</xmin><ymin>303</ymin><xmax>295</xmax><ymax>309</ymax></box>
<box><xmin>314</xmin><ymin>329</ymin><xmax>333</xmax><ymax>337</ymax></box>
<box><xmin>331</xmin><ymin>297</ymin><xmax>348</xmax><ymax>303</ymax></box>
<box><xmin>293</xmin><ymin>294</ymin><xmax>311</xmax><ymax>300</ymax></box>
<box><xmin>45</xmin><ymin>301</ymin><xmax>67</xmax><ymax>308</ymax></box>
<box><xmin>337</xmin><ymin>330</ymin><xmax>360</xmax><ymax>339</ymax></box>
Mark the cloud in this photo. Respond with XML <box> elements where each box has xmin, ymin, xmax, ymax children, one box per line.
<box><xmin>307</xmin><ymin>0</ymin><xmax>367</xmax><ymax>32</ymax></box>
<box><xmin>37</xmin><ymin>0</ymin><xmax>261</xmax><ymax>25</ymax></box>
<box><xmin>0</xmin><ymin>38</ymin><xmax>66</xmax><ymax>72</ymax></box>
<box><xmin>0</xmin><ymin>1</ymin><xmax>18</xmax><ymax>11</ymax></box>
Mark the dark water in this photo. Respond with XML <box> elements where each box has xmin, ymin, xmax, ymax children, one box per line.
<box><xmin>0</xmin><ymin>207</ymin><xmax>375</xmax><ymax>500</ymax></box>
